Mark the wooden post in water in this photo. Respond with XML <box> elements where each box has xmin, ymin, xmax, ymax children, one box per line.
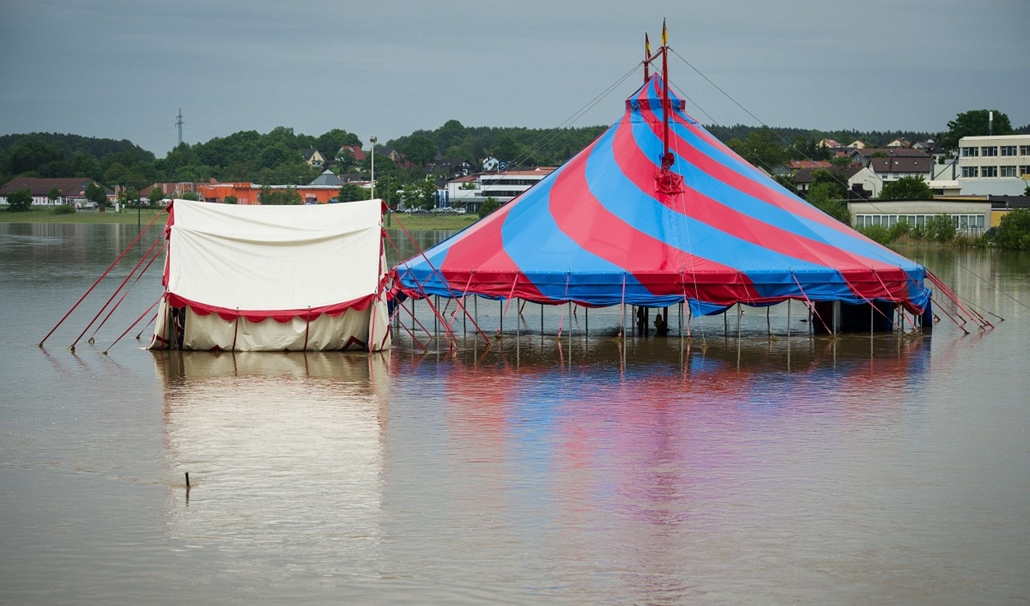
<box><xmin>516</xmin><ymin>298</ymin><xmax>520</xmax><ymax>340</ymax></box>
<box><xmin>567</xmin><ymin>301</ymin><xmax>572</xmax><ymax>362</ymax></box>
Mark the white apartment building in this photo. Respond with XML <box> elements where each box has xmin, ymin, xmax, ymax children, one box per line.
<box><xmin>442</xmin><ymin>168</ymin><xmax>557</xmax><ymax>212</ymax></box>
<box><xmin>957</xmin><ymin>134</ymin><xmax>1030</xmax><ymax>196</ymax></box>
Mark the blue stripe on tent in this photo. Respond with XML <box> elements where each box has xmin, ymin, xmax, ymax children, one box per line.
<box><xmin>642</xmin><ymin>107</ymin><xmax>924</xmax><ymax>271</ymax></box>
<box><xmin>635</xmin><ymin>118</ymin><xmax>924</xmax><ymax>271</ymax></box>
<box><xmin>500</xmin><ymin>169</ymin><xmax>687</xmax><ymax>306</ymax></box>
<box><xmin>585</xmin><ymin>122</ymin><xmax>851</xmax><ymax>297</ymax></box>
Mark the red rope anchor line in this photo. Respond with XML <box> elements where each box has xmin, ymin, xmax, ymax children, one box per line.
<box><xmin>40</xmin><ymin>208</ymin><xmax>166</xmax><ymax>347</ymax></box>
<box><xmin>71</xmin><ymin>234</ymin><xmax>166</xmax><ymax>351</ymax></box>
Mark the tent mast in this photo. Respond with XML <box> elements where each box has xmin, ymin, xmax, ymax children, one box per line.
<box><xmin>660</xmin><ymin>19</ymin><xmax>673</xmax><ymax>169</ymax></box>
<box><xmin>643</xmin><ymin>21</ymin><xmax>674</xmax><ymax>170</ymax></box>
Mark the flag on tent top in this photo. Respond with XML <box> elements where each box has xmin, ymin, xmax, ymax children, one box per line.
<box><xmin>392</xmin><ymin>73</ymin><xmax>931</xmax><ymax>317</ymax></box>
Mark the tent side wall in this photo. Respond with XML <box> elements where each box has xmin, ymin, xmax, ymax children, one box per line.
<box><xmin>150</xmin><ymin>300</ymin><xmax>388</xmax><ymax>352</ymax></box>
<box><xmin>150</xmin><ymin>198</ymin><xmax>391</xmax><ymax>352</ymax></box>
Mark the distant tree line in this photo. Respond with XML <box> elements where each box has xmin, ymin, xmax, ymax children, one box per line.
<box><xmin>1</xmin><ymin>110</ymin><xmax>1025</xmax><ymax>205</ymax></box>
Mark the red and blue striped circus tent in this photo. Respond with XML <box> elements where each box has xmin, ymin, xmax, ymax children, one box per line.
<box><xmin>393</xmin><ymin>73</ymin><xmax>931</xmax><ymax>317</ymax></box>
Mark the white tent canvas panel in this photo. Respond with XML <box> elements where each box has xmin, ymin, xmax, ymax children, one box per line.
<box><xmin>150</xmin><ymin>198</ymin><xmax>390</xmax><ymax>352</ymax></box>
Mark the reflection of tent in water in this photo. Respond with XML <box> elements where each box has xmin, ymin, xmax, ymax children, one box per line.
<box><xmin>151</xmin><ymin>198</ymin><xmax>390</xmax><ymax>352</ymax></box>
<box><xmin>155</xmin><ymin>351</ymin><xmax>389</xmax><ymax>574</ymax></box>
<box><xmin>391</xmin><ymin>29</ymin><xmax>989</xmax><ymax>342</ymax></box>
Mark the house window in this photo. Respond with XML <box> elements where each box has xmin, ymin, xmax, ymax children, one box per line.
<box><xmin>962</xmin><ymin>166</ymin><xmax>978</xmax><ymax>178</ymax></box>
<box><xmin>1021</xmin><ymin>166</ymin><xmax>1030</xmax><ymax>176</ymax></box>
<box><xmin>961</xmin><ymin>147</ymin><xmax>979</xmax><ymax>157</ymax></box>
<box><xmin>1021</xmin><ymin>146</ymin><xmax>1030</xmax><ymax>156</ymax></box>
<box><xmin>1001</xmin><ymin>166</ymin><xmax>1017</xmax><ymax>177</ymax></box>
<box><xmin>1001</xmin><ymin>146</ymin><xmax>1017</xmax><ymax>156</ymax></box>
<box><xmin>982</xmin><ymin>166</ymin><xmax>998</xmax><ymax>177</ymax></box>
<box><xmin>982</xmin><ymin>146</ymin><xmax>998</xmax><ymax>157</ymax></box>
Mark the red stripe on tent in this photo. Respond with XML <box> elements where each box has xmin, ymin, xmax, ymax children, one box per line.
<box><xmin>547</xmin><ymin>137</ymin><xmax>762</xmax><ymax>304</ymax></box>
<box><xmin>612</xmin><ymin>119</ymin><xmax>903</xmax><ymax>280</ymax></box>
<box><xmin>669</xmin><ymin>114</ymin><xmax>863</xmax><ymax>238</ymax></box>
<box><xmin>165</xmin><ymin>292</ymin><xmax>376</xmax><ymax>323</ymax></box>
<box><xmin>438</xmin><ymin>193</ymin><xmax>551</xmax><ymax>302</ymax></box>
<box><xmin>631</xmin><ymin>97</ymin><xmax>856</xmax><ymax>238</ymax></box>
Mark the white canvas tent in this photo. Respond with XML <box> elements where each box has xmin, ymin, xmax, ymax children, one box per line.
<box><xmin>150</xmin><ymin>198</ymin><xmax>390</xmax><ymax>352</ymax></box>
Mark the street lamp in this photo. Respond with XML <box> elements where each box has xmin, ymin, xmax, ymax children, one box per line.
<box><xmin>370</xmin><ymin>136</ymin><xmax>377</xmax><ymax>200</ymax></box>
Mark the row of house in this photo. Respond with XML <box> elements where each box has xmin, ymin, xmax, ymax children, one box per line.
<box><xmin>0</xmin><ymin>177</ymin><xmax>114</xmax><ymax>206</ymax></box>
<box><xmin>786</xmin><ymin>134</ymin><xmax>1030</xmax><ymax>199</ymax></box>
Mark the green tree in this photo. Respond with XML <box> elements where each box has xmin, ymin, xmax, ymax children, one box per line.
<box><xmin>7</xmin><ymin>137</ymin><xmax>63</xmax><ymax>174</ymax></box>
<box><xmin>402</xmin><ymin>135</ymin><xmax>438</xmax><ymax>167</ymax></box>
<box><xmin>84</xmin><ymin>181</ymin><xmax>108</xmax><ymax>211</ymax></box>
<box><xmin>806</xmin><ymin>182</ymin><xmax>851</xmax><ymax>225</ymax></box>
<box><xmin>223</xmin><ymin>195</ymin><xmax>238</xmax><ymax>205</ymax></box>
<box><xmin>478</xmin><ymin>197</ymin><xmax>500</xmax><ymax>217</ymax></box>
<box><xmin>994</xmin><ymin>208</ymin><xmax>1030</xmax><ymax>250</ymax></box>
<box><xmin>726</xmin><ymin>128</ymin><xmax>785</xmax><ymax>171</ymax></box>
<box><xmin>46</xmin><ymin>186</ymin><xmax>61</xmax><ymax>206</ymax></box>
<box><xmin>925</xmin><ymin>213</ymin><xmax>956</xmax><ymax>243</ymax></box>
<box><xmin>492</xmin><ymin>132</ymin><xmax>522</xmax><ymax>164</ymax></box>
<box><xmin>258</xmin><ymin>186</ymin><xmax>300</xmax><ymax>205</ymax></box>
<box><xmin>103</xmin><ymin>161</ymin><xmax>129</xmax><ymax>186</ymax></box>
<box><xmin>148</xmin><ymin>185</ymin><xmax>166</xmax><ymax>205</ymax></box>
<box><xmin>879</xmin><ymin>175</ymin><xmax>933</xmax><ymax>200</ymax></box>
<box><xmin>809</xmin><ymin>168</ymin><xmax>848</xmax><ymax>200</ymax></box>
<box><xmin>375</xmin><ymin>174</ymin><xmax>401</xmax><ymax>209</ymax></box>
<box><xmin>6</xmin><ymin>188</ymin><xmax>33</xmax><ymax>212</ymax></box>
<box><xmin>337</xmin><ymin>183</ymin><xmax>366</xmax><ymax>202</ymax></box>
<box><xmin>402</xmin><ymin>177</ymin><xmax>437</xmax><ymax>210</ymax></box>
<box><xmin>181</xmin><ymin>191</ymin><xmax>201</xmax><ymax>201</ymax></box>
<box><xmin>335</xmin><ymin>148</ymin><xmax>358</xmax><ymax>172</ymax></box>
<box><xmin>315</xmin><ymin>128</ymin><xmax>361</xmax><ymax>159</ymax></box>
<box><xmin>941</xmin><ymin>109</ymin><xmax>1013</xmax><ymax>149</ymax></box>
<box><xmin>259</xmin><ymin>142</ymin><xmax>301</xmax><ymax>170</ymax></box>
<box><xmin>772</xmin><ymin>174</ymin><xmax>799</xmax><ymax>196</ymax></box>
<box><xmin>858</xmin><ymin>224</ymin><xmax>890</xmax><ymax>244</ymax></box>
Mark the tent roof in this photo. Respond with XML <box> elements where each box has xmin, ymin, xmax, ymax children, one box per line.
<box><xmin>394</xmin><ymin>74</ymin><xmax>929</xmax><ymax>314</ymax></box>
<box><xmin>164</xmin><ymin>198</ymin><xmax>383</xmax><ymax>320</ymax></box>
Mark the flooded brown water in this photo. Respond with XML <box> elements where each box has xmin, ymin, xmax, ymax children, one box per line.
<box><xmin>1</xmin><ymin>223</ymin><xmax>1028</xmax><ymax>604</ymax></box>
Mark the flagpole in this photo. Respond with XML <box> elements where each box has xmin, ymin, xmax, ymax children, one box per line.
<box><xmin>644</xmin><ymin>34</ymin><xmax>651</xmax><ymax>82</ymax></box>
<box><xmin>661</xmin><ymin>20</ymin><xmax>672</xmax><ymax>168</ymax></box>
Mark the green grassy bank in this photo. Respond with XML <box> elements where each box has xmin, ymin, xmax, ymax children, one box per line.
<box><xmin>1</xmin><ymin>207</ymin><xmax>482</xmax><ymax>231</ymax></box>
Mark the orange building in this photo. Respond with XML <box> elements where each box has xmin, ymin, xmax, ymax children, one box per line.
<box><xmin>195</xmin><ymin>182</ymin><xmax>357</xmax><ymax>205</ymax></box>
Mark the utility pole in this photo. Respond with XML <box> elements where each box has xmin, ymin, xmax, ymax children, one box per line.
<box><xmin>370</xmin><ymin>136</ymin><xmax>377</xmax><ymax>200</ymax></box>
<box><xmin>176</xmin><ymin>109</ymin><xmax>184</xmax><ymax>146</ymax></box>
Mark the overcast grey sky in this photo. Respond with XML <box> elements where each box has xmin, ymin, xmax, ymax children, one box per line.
<box><xmin>1</xmin><ymin>0</ymin><xmax>1027</xmax><ymax>156</ymax></box>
